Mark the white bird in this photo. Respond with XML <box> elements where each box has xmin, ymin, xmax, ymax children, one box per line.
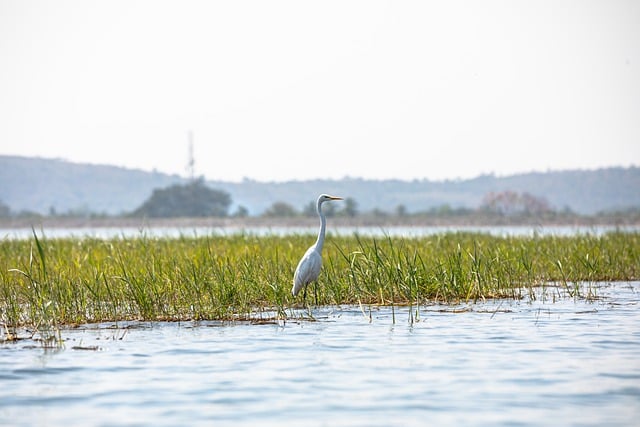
<box><xmin>292</xmin><ymin>194</ymin><xmax>343</xmax><ymax>301</ymax></box>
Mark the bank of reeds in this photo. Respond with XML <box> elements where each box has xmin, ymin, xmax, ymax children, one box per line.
<box><xmin>1</xmin><ymin>231</ymin><xmax>638</xmax><ymax>327</ymax></box>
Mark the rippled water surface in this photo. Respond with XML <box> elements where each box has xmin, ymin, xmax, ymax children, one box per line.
<box><xmin>2</xmin><ymin>283</ymin><xmax>639</xmax><ymax>426</ymax></box>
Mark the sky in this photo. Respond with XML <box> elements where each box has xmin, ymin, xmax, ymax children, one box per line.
<box><xmin>1</xmin><ymin>0</ymin><xmax>639</xmax><ymax>183</ymax></box>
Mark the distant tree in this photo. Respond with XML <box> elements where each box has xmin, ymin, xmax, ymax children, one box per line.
<box><xmin>0</xmin><ymin>200</ymin><xmax>10</xmax><ymax>218</ymax></box>
<box><xmin>232</xmin><ymin>205</ymin><xmax>249</xmax><ymax>218</ymax></box>
<box><xmin>15</xmin><ymin>210</ymin><xmax>42</xmax><ymax>219</ymax></box>
<box><xmin>480</xmin><ymin>191</ymin><xmax>551</xmax><ymax>216</ymax></box>
<box><xmin>520</xmin><ymin>192</ymin><xmax>551</xmax><ymax>214</ymax></box>
<box><xmin>342</xmin><ymin>197</ymin><xmax>358</xmax><ymax>217</ymax></box>
<box><xmin>302</xmin><ymin>201</ymin><xmax>316</xmax><ymax>217</ymax></box>
<box><xmin>395</xmin><ymin>204</ymin><xmax>407</xmax><ymax>217</ymax></box>
<box><xmin>131</xmin><ymin>178</ymin><xmax>231</xmax><ymax>217</ymax></box>
<box><xmin>435</xmin><ymin>204</ymin><xmax>452</xmax><ymax>215</ymax></box>
<box><xmin>322</xmin><ymin>202</ymin><xmax>337</xmax><ymax>217</ymax></box>
<box><xmin>423</xmin><ymin>204</ymin><xmax>472</xmax><ymax>217</ymax></box>
<box><xmin>263</xmin><ymin>201</ymin><xmax>298</xmax><ymax>217</ymax></box>
<box><xmin>371</xmin><ymin>208</ymin><xmax>388</xmax><ymax>218</ymax></box>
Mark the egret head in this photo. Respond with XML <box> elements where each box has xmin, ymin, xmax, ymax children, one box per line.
<box><xmin>318</xmin><ymin>194</ymin><xmax>343</xmax><ymax>203</ymax></box>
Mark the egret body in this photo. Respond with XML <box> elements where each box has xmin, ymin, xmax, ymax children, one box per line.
<box><xmin>292</xmin><ymin>194</ymin><xmax>343</xmax><ymax>299</ymax></box>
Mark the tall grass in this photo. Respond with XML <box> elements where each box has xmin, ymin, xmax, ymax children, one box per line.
<box><xmin>0</xmin><ymin>231</ymin><xmax>638</xmax><ymax>327</ymax></box>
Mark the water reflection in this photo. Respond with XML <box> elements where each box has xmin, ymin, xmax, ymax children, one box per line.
<box><xmin>1</xmin><ymin>283</ymin><xmax>639</xmax><ymax>426</ymax></box>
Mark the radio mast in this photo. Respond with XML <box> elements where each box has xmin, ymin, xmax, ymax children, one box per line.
<box><xmin>186</xmin><ymin>130</ymin><xmax>195</xmax><ymax>181</ymax></box>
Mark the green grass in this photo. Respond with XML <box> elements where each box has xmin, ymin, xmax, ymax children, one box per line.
<box><xmin>1</xmin><ymin>230</ymin><xmax>638</xmax><ymax>327</ymax></box>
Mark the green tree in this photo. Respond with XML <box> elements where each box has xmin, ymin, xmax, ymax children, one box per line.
<box><xmin>395</xmin><ymin>204</ymin><xmax>407</xmax><ymax>217</ymax></box>
<box><xmin>263</xmin><ymin>201</ymin><xmax>298</xmax><ymax>217</ymax></box>
<box><xmin>322</xmin><ymin>202</ymin><xmax>337</xmax><ymax>217</ymax></box>
<box><xmin>0</xmin><ymin>200</ymin><xmax>10</xmax><ymax>218</ymax></box>
<box><xmin>372</xmin><ymin>208</ymin><xmax>388</xmax><ymax>218</ymax></box>
<box><xmin>302</xmin><ymin>201</ymin><xmax>316</xmax><ymax>217</ymax></box>
<box><xmin>233</xmin><ymin>205</ymin><xmax>249</xmax><ymax>218</ymax></box>
<box><xmin>131</xmin><ymin>179</ymin><xmax>231</xmax><ymax>217</ymax></box>
<box><xmin>342</xmin><ymin>197</ymin><xmax>358</xmax><ymax>217</ymax></box>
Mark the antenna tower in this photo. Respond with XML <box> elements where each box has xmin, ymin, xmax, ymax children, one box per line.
<box><xmin>186</xmin><ymin>130</ymin><xmax>195</xmax><ymax>181</ymax></box>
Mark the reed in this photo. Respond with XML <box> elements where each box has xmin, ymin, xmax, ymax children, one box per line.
<box><xmin>1</xmin><ymin>230</ymin><xmax>638</xmax><ymax>327</ymax></box>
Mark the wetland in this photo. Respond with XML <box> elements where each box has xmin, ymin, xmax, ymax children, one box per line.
<box><xmin>1</xmin><ymin>226</ymin><xmax>639</xmax><ymax>426</ymax></box>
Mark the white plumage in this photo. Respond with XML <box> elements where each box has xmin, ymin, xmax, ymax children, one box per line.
<box><xmin>292</xmin><ymin>194</ymin><xmax>343</xmax><ymax>298</ymax></box>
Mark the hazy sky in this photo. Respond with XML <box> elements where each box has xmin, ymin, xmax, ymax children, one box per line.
<box><xmin>1</xmin><ymin>0</ymin><xmax>639</xmax><ymax>182</ymax></box>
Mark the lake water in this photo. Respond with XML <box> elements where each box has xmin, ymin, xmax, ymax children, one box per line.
<box><xmin>1</xmin><ymin>282</ymin><xmax>638</xmax><ymax>426</ymax></box>
<box><xmin>1</xmin><ymin>224</ymin><xmax>638</xmax><ymax>240</ymax></box>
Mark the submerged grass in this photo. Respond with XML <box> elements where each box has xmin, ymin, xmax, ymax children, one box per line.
<box><xmin>0</xmin><ymin>230</ymin><xmax>638</xmax><ymax>327</ymax></box>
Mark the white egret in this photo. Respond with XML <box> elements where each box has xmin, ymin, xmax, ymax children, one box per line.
<box><xmin>292</xmin><ymin>194</ymin><xmax>343</xmax><ymax>302</ymax></box>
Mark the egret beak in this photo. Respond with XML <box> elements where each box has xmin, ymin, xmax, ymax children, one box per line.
<box><xmin>329</xmin><ymin>196</ymin><xmax>343</xmax><ymax>200</ymax></box>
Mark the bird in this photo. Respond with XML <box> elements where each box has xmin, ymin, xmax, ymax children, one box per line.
<box><xmin>292</xmin><ymin>194</ymin><xmax>343</xmax><ymax>303</ymax></box>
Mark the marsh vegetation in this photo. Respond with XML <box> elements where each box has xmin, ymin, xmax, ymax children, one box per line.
<box><xmin>1</xmin><ymin>230</ymin><xmax>638</xmax><ymax>334</ymax></box>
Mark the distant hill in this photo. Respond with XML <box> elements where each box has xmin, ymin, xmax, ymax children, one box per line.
<box><xmin>0</xmin><ymin>156</ymin><xmax>185</xmax><ymax>216</ymax></box>
<box><xmin>1</xmin><ymin>155</ymin><xmax>639</xmax><ymax>215</ymax></box>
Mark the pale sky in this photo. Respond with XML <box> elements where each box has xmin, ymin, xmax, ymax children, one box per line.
<box><xmin>1</xmin><ymin>0</ymin><xmax>639</xmax><ymax>182</ymax></box>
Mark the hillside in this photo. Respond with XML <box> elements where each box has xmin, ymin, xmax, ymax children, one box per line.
<box><xmin>0</xmin><ymin>156</ymin><xmax>185</xmax><ymax>215</ymax></box>
<box><xmin>1</xmin><ymin>155</ymin><xmax>639</xmax><ymax>216</ymax></box>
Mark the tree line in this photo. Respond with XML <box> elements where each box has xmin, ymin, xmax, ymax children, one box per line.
<box><xmin>2</xmin><ymin>180</ymin><xmax>638</xmax><ymax>222</ymax></box>
<box><xmin>124</xmin><ymin>181</ymin><xmax>581</xmax><ymax>219</ymax></box>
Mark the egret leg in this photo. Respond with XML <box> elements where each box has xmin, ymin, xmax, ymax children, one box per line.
<box><xmin>302</xmin><ymin>285</ymin><xmax>312</xmax><ymax>317</ymax></box>
<box><xmin>314</xmin><ymin>282</ymin><xmax>318</xmax><ymax>306</ymax></box>
<box><xmin>303</xmin><ymin>285</ymin><xmax>308</xmax><ymax>308</ymax></box>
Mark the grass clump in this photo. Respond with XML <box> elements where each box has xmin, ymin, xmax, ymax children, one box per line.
<box><xmin>0</xmin><ymin>230</ymin><xmax>638</xmax><ymax>327</ymax></box>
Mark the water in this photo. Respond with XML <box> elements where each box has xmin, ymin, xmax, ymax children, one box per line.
<box><xmin>1</xmin><ymin>224</ymin><xmax>638</xmax><ymax>240</ymax></box>
<box><xmin>1</xmin><ymin>283</ymin><xmax>639</xmax><ymax>426</ymax></box>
